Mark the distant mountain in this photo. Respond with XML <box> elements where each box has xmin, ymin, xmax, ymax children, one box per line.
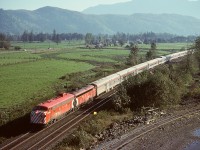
<box><xmin>1</xmin><ymin>6</ymin><xmax>200</xmax><ymax>35</ymax></box>
<box><xmin>83</xmin><ymin>0</ymin><xmax>200</xmax><ymax>19</ymax></box>
<box><xmin>0</xmin><ymin>7</ymin><xmax>106</xmax><ymax>34</ymax></box>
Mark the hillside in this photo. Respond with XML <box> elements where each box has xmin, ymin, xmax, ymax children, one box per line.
<box><xmin>1</xmin><ymin>7</ymin><xmax>200</xmax><ymax>35</ymax></box>
<box><xmin>83</xmin><ymin>0</ymin><xmax>200</xmax><ymax>19</ymax></box>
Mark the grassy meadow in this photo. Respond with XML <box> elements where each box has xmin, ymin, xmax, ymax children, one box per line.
<box><xmin>0</xmin><ymin>60</ymin><xmax>94</xmax><ymax>108</ymax></box>
<box><xmin>0</xmin><ymin>41</ymin><xmax>191</xmax><ymax>124</ymax></box>
<box><xmin>0</xmin><ymin>42</ymin><xmax>129</xmax><ymax>109</ymax></box>
<box><xmin>138</xmin><ymin>42</ymin><xmax>191</xmax><ymax>50</ymax></box>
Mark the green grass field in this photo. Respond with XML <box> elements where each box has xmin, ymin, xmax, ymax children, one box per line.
<box><xmin>0</xmin><ymin>44</ymin><xmax>129</xmax><ymax>109</ymax></box>
<box><xmin>10</xmin><ymin>40</ymin><xmax>84</xmax><ymax>50</ymax></box>
<box><xmin>58</xmin><ymin>49</ymin><xmax>129</xmax><ymax>63</ymax></box>
<box><xmin>138</xmin><ymin>42</ymin><xmax>192</xmax><ymax>50</ymax></box>
<box><xmin>0</xmin><ymin>52</ymin><xmax>41</xmax><ymax>65</ymax></box>
<box><xmin>0</xmin><ymin>41</ymin><xmax>190</xmax><ymax>110</ymax></box>
<box><xmin>0</xmin><ymin>60</ymin><xmax>94</xmax><ymax>108</ymax></box>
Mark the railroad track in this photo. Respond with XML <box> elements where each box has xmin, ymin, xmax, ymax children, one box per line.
<box><xmin>96</xmin><ymin>108</ymin><xmax>200</xmax><ymax>150</ymax></box>
<box><xmin>0</xmin><ymin>92</ymin><xmax>114</xmax><ymax>150</ymax></box>
<box><xmin>0</xmin><ymin>107</ymin><xmax>80</xmax><ymax>150</ymax></box>
<box><xmin>0</xmin><ymin>132</ymin><xmax>31</xmax><ymax>150</ymax></box>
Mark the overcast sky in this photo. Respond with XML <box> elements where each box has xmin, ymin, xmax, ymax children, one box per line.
<box><xmin>0</xmin><ymin>0</ymin><xmax>131</xmax><ymax>11</ymax></box>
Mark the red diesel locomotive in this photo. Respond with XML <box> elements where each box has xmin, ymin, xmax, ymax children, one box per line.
<box><xmin>31</xmin><ymin>85</ymin><xmax>96</xmax><ymax>124</ymax></box>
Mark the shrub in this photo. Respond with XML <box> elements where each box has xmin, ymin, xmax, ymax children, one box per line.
<box><xmin>134</xmin><ymin>72</ymin><xmax>181</xmax><ymax>109</ymax></box>
<box><xmin>66</xmin><ymin>129</ymin><xmax>93</xmax><ymax>148</ymax></box>
<box><xmin>14</xmin><ymin>46</ymin><xmax>21</xmax><ymax>50</ymax></box>
<box><xmin>112</xmin><ymin>85</ymin><xmax>131</xmax><ymax>113</ymax></box>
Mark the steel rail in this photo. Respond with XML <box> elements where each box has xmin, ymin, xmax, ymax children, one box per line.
<box><xmin>0</xmin><ymin>132</ymin><xmax>30</xmax><ymax>150</ymax></box>
<box><xmin>28</xmin><ymin>93</ymin><xmax>114</xmax><ymax>150</ymax></box>
<box><xmin>113</xmin><ymin>109</ymin><xmax>200</xmax><ymax>150</ymax></box>
<box><xmin>7</xmin><ymin>92</ymin><xmax>114</xmax><ymax>150</ymax></box>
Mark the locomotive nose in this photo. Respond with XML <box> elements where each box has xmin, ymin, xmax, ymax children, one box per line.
<box><xmin>30</xmin><ymin>111</ymin><xmax>46</xmax><ymax>124</ymax></box>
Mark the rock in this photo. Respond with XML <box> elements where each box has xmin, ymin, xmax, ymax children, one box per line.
<box><xmin>146</xmin><ymin>120</ymin><xmax>150</xmax><ymax>125</ymax></box>
<box><xmin>110</xmin><ymin>122</ymin><xmax>118</xmax><ymax>128</ymax></box>
<box><xmin>160</xmin><ymin>111</ymin><xmax>166</xmax><ymax>115</ymax></box>
<box><xmin>99</xmin><ymin>133</ymin><xmax>103</xmax><ymax>138</ymax></box>
<box><xmin>159</xmin><ymin>127</ymin><xmax>165</xmax><ymax>130</ymax></box>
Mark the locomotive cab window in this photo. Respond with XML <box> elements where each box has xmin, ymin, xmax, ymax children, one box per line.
<box><xmin>33</xmin><ymin>106</ymin><xmax>48</xmax><ymax>111</ymax></box>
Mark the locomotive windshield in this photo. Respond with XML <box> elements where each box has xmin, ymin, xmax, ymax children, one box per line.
<box><xmin>33</xmin><ymin>106</ymin><xmax>48</xmax><ymax>111</ymax></box>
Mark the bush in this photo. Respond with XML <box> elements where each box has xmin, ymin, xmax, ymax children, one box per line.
<box><xmin>66</xmin><ymin>129</ymin><xmax>93</xmax><ymax>148</ymax></box>
<box><xmin>14</xmin><ymin>46</ymin><xmax>21</xmax><ymax>51</ymax></box>
<box><xmin>187</xmin><ymin>83</ymin><xmax>200</xmax><ymax>98</ymax></box>
<box><xmin>112</xmin><ymin>85</ymin><xmax>131</xmax><ymax>113</ymax></box>
<box><xmin>126</xmin><ymin>71</ymin><xmax>182</xmax><ymax>109</ymax></box>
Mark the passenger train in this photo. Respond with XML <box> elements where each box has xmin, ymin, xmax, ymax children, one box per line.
<box><xmin>30</xmin><ymin>50</ymin><xmax>188</xmax><ymax>125</ymax></box>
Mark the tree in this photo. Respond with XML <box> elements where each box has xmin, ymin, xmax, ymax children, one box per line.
<box><xmin>127</xmin><ymin>44</ymin><xmax>139</xmax><ymax>66</ymax></box>
<box><xmin>183</xmin><ymin>51</ymin><xmax>197</xmax><ymax>74</ymax></box>
<box><xmin>21</xmin><ymin>30</ymin><xmax>29</xmax><ymax>42</ymax></box>
<box><xmin>28</xmin><ymin>30</ymin><xmax>34</xmax><ymax>43</ymax></box>
<box><xmin>194</xmin><ymin>37</ymin><xmax>200</xmax><ymax>68</ymax></box>
<box><xmin>146</xmin><ymin>50</ymin><xmax>153</xmax><ymax>60</ymax></box>
<box><xmin>0</xmin><ymin>33</ymin><xmax>10</xmax><ymax>50</ymax></box>
<box><xmin>125</xmin><ymin>71</ymin><xmax>182</xmax><ymax>110</ymax></box>
<box><xmin>146</xmin><ymin>42</ymin><xmax>157</xmax><ymax>60</ymax></box>
<box><xmin>37</xmin><ymin>32</ymin><xmax>46</xmax><ymax>42</ymax></box>
<box><xmin>85</xmin><ymin>33</ymin><xmax>93</xmax><ymax>45</ymax></box>
<box><xmin>118</xmin><ymin>39</ymin><xmax>125</xmax><ymax>47</ymax></box>
<box><xmin>112</xmin><ymin>84</ymin><xmax>131</xmax><ymax>113</ymax></box>
<box><xmin>195</xmin><ymin>37</ymin><xmax>200</xmax><ymax>51</ymax></box>
<box><xmin>55</xmin><ymin>34</ymin><xmax>61</xmax><ymax>45</ymax></box>
<box><xmin>151</xmin><ymin>42</ymin><xmax>156</xmax><ymax>50</ymax></box>
<box><xmin>51</xmin><ymin>29</ymin><xmax>61</xmax><ymax>44</ymax></box>
<box><xmin>52</xmin><ymin>29</ymin><xmax>56</xmax><ymax>42</ymax></box>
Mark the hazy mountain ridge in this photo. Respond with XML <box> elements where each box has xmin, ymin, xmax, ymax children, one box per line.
<box><xmin>83</xmin><ymin>0</ymin><xmax>200</xmax><ymax>19</ymax></box>
<box><xmin>1</xmin><ymin>6</ymin><xmax>200</xmax><ymax>35</ymax></box>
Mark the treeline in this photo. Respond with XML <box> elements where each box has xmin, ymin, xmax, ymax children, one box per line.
<box><xmin>2</xmin><ymin>31</ymin><xmax>197</xmax><ymax>44</ymax></box>
<box><xmin>85</xmin><ymin>32</ymin><xmax>197</xmax><ymax>46</ymax></box>
<box><xmin>0</xmin><ymin>30</ymin><xmax>198</xmax><ymax>50</ymax></box>
<box><xmin>112</xmin><ymin>37</ymin><xmax>200</xmax><ymax>113</ymax></box>
<box><xmin>16</xmin><ymin>30</ymin><xmax>84</xmax><ymax>43</ymax></box>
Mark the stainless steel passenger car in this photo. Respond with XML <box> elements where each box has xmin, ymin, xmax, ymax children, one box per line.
<box><xmin>91</xmin><ymin>74</ymin><xmax>121</xmax><ymax>96</ymax></box>
<box><xmin>91</xmin><ymin>50</ymin><xmax>188</xmax><ymax>96</ymax></box>
<box><xmin>165</xmin><ymin>50</ymin><xmax>188</xmax><ymax>61</ymax></box>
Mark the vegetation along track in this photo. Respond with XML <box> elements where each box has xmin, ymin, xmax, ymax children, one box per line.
<box><xmin>0</xmin><ymin>91</ymin><xmax>115</xmax><ymax>150</ymax></box>
<box><xmin>96</xmin><ymin>107</ymin><xmax>200</xmax><ymax>150</ymax></box>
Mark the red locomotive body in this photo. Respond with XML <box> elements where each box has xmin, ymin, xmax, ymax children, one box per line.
<box><xmin>31</xmin><ymin>86</ymin><xmax>96</xmax><ymax>125</ymax></box>
<box><xmin>72</xmin><ymin>85</ymin><xmax>96</xmax><ymax>106</ymax></box>
<box><xmin>31</xmin><ymin>93</ymin><xmax>74</xmax><ymax>124</ymax></box>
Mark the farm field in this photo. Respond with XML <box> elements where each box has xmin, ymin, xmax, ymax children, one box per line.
<box><xmin>0</xmin><ymin>60</ymin><xmax>94</xmax><ymax>108</ymax></box>
<box><xmin>0</xmin><ymin>41</ymin><xmax>190</xmax><ymax>111</ymax></box>
<box><xmin>0</xmin><ymin>52</ymin><xmax>41</xmax><ymax>66</ymax></box>
<box><xmin>10</xmin><ymin>41</ymin><xmax>191</xmax><ymax>51</ymax></box>
<box><xmin>0</xmin><ymin>44</ymin><xmax>128</xmax><ymax>110</ymax></box>
<box><xmin>138</xmin><ymin>42</ymin><xmax>192</xmax><ymax>50</ymax></box>
<box><xmin>58</xmin><ymin>48</ymin><xmax>129</xmax><ymax>63</ymax></box>
<box><xmin>10</xmin><ymin>40</ymin><xmax>84</xmax><ymax>50</ymax></box>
